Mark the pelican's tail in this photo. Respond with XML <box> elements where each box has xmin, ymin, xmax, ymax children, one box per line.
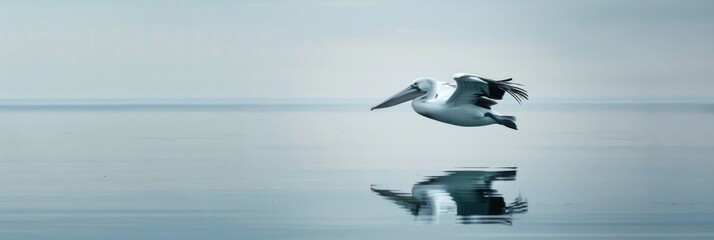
<box><xmin>485</xmin><ymin>113</ymin><xmax>518</xmax><ymax>130</ymax></box>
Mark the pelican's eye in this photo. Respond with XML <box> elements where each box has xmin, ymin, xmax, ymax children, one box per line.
<box><xmin>410</xmin><ymin>83</ymin><xmax>422</xmax><ymax>91</ymax></box>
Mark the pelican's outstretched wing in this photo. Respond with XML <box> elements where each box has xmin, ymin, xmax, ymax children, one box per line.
<box><xmin>446</xmin><ymin>73</ymin><xmax>528</xmax><ymax>107</ymax></box>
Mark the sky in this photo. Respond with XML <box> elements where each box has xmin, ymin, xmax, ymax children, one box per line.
<box><xmin>1</xmin><ymin>0</ymin><xmax>713</xmax><ymax>100</ymax></box>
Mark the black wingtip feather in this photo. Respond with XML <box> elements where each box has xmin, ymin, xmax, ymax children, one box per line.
<box><xmin>483</xmin><ymin>78</ymin><xmax>529</xmax><ymax>104</ymax></box>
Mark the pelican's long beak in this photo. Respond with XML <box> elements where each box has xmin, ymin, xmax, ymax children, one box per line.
<box><xmin>371</xmin><ymin>86</ymin><xmax>425</xmax><ymax>111</ymax></box>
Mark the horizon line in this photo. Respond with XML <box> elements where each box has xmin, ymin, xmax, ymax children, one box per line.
<box><xmin>1</xmin><ymin>97</ymin><xmax>713</xmax><ymax>107</ymax></box>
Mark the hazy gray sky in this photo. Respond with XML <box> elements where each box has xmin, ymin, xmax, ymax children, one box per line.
<box><xmin>1</xmin><ymin>0</ymin><xmax>713</xmax><ymax>100</ymax></box>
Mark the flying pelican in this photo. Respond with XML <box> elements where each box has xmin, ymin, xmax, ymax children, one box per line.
<box><xmin>371</xmin><ymin>73</ymin><xmax>528</xmax><ymax>130</ymax></box>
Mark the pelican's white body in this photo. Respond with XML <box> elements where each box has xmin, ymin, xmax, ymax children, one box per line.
<box><xmin>371</xmin><ymin>73</ymin><xmax>526</xmax><ymax>129</ymax></box>
<box><xmin>410</xmin><ymin>81</ymin><xmax>498</xmax><ymax>127</ymax></box>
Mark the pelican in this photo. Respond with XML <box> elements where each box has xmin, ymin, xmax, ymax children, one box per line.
<box><xmin>371</xmin><ymin>73</ymin><xmax>528</xmax><ymax>130</ymax></box>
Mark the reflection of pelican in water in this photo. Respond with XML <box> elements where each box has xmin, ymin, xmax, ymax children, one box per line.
<box><xmin>371</xmin><ymin>168</ymin><xmax>527</xmax><ymax>225</ymax></box>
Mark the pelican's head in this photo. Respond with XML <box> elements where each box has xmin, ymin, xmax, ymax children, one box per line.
<box><xmin>371</xmin><ymin>78</ymin><xmax>435</xmax><ymax>111</ymax></box>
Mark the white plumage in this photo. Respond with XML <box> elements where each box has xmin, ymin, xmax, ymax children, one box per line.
<box><xmin>371</xmin><ymin>73</ymin><xmax>528</xmax><ymax>129</ymax></box>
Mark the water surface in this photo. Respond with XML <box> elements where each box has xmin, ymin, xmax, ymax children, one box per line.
<box><xmin>1</xmin><ymin>101</ymin><xmax>713</xmax><ymax>239</ymax></box>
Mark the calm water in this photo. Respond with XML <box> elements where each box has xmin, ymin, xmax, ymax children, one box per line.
<box><xmin>1</xmin><ymin>102</ymin><xmax>713</xmax><ymax>239</ymax></box>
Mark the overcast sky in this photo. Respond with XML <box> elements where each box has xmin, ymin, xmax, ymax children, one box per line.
<box><xmin>1</xmin><ymin>0</ymin><xmax>713</xmax><ymax>100</ymax></box>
